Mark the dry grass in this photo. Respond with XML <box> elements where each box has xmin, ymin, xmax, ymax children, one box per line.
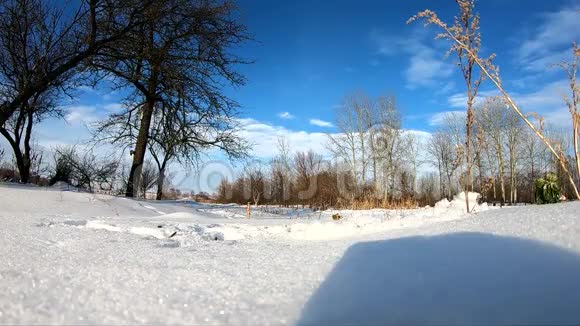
<box><xmin>348</xmin><ymin>197</ymin><xmax>419</xmax><ymax>210</ymax></box>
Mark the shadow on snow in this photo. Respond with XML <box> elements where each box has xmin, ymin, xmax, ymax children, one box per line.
<box><xmin>298</xmin><ymin>232</ymin><xmax>580</xmax><ymax>325</ymax></box>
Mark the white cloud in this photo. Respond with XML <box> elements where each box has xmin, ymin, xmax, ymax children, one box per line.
<box><xmin>103</xmin><ymin>103</ymin><xmax>124</xmax><ymax>113</ymax></box>
<box><xmin>446</xmin><ymin>90</ymin><xmax>499</xmax><ymax>109</ymax></box>
<box><xmin>443</xmin><ymin>80</ymin><xmax>572</xmax><ymax>128</ymax></box>
<box><xmin>309</xmin><ymin>118</ymin><xmax>334</xmax><ymax>128</ymax></box>
<box><xmin>518</xmin><ymin>7</ymin><xmax>580</xmax><ymax>71</ymax></box>
<box><xmin>405</xmin><ymin>49</ymin><xmax>453</xmax><ymax>89</ymax></box>
<box><xmin>371</xmin><ymin>27</ymin><xmax>454</xmax><ymax>89</ymax></box>
<box><xmin>64</xmin><ymin>105</ymin><xmax>98</xmax><ymax>125</ymax></box>
<box><xmin>237</xmin><ymin>118</ymin><xmax>332</xmax><ymax>158</ymax></box>
<box><xmin>544</xmin><ymin>107</ymin><xmax>574</xmax><ymax>128</ymax></box>
<box><xmin>448</xmin><ymin>80</ymin><xmax>567</xmax><ymax>111</ymax></box>
<box><xmin>525</xmin><ymin>48</ymin><xmax>572</xmax><ymax>72</ymax></box>
<box><xmin>278</xmin><ymin>111</ymin><xmax>295</xmax><ymax>120</ymax></box>
<box><xmin>64</xmin><ymin>102</ymin><xmax>128</xmax><ymax>126</ymax></box>
<box><xmin>76</xmin><ymin>85</ymin><xmax>99</xmax><ymax>94</ymax></box>
<box><xmin>429</xmin><ymin>110</ymin><xmax>466</xmax><ymax>126</ymax></box>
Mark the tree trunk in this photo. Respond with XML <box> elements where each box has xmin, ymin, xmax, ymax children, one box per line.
<box><xmin>465</xmin><ymin>105</ymin><xmax>473</xmax><ymax>213</ymax></box>
<box><xmin>21</xmin><ymin>109</ymin><xmax>34</xmax><ymax>183</ymax></box>
<box><xmin>0</xmin><ymin>128</ymin><xmax>30</xmax><ymax>183</ymax></box>
<box><xmin>499</xmin><ymin>168</ymin><xmax>506</xmax><ymax>204</ymax></box>
<box><xmin>438</xmin><ymin>162</ymin><xmax>444</xmax><ymax>199</ymax></box>
<box><xmin>156</xmin><ymin>166</ymin><xmax>165</xmax><ymax>200</ymax></box>
<box><xmin>477</xmin><ymin>154</ymin><xmax>484</xmax><ymax>200</ymax></box>
<box><xmin>494</xmin><ymin>139</ymin><xmax>506</xmax><ymax>204</ymax></box>
<box><xmin>509</xmin><ymin>147</ymin><xmax>515</xmax><ymax>204</ymax></box>
<box><xmin>446</xmin><ymin>172</ymin><xmax>452</xmax><ymax>200</ymax></box>
<box><xmin>126</xmin><ymin>97</ymin><xmax>155</xmax><ymax>197</ymax></box>
<box><xmin>125</xmin><ymin>54</ymin><xmax>160</xmax><ymax>198</ymax></box>
<box><xmin>373</xmin><ymin>154</ymin><xmax>378</xmax><ymax>196</ymax></box>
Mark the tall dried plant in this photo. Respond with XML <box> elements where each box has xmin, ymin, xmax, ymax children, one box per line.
<box><xmin>409</xmin><ymin>0</ymin><xmax>493</xmax><ymax>212</ymax></box>
<box><xmin>408</xmin><ymin>0</ymin><xmax>580</xmax><ymax>201</ymax></box>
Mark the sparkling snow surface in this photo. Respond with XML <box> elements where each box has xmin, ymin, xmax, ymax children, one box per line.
<box><xmin>1</xmin><ymin>184</ymin><xmax>580</xmax><ymax>325</ymax></box>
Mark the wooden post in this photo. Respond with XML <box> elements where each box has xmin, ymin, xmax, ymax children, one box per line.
<box><xmin>246</xmin><ymin>202</ymin><xmax>251</xmax><ymax>218</ymax></box>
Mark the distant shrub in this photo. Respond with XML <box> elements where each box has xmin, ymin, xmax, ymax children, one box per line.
<box><xmin>49</xmin><ymin>146</ymin><xmax>119</xmax><ymax>192</ymax></box>
<box><xmin>0</xmin><ymin>167</ymin><xmax>17</xmax><ymax>182</ymax></box>
<box><xmin>535</xmin><ymin>173</ymin><xmax>560</xmax><ymax>204</ymax></box>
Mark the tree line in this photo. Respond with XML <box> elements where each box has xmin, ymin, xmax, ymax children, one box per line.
<box><xmin>216</xmin><ymin>91</ymin><xmax>578</xmax><ymax>209</ymax></box>
<box><xmin>218</xmin><ymin>92</ymin><xmax>436</xmax><ymax>209</ymax></box>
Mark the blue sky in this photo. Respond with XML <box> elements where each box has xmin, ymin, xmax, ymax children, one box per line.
<box><xmin>2</xmin><ymin>0</ymin><xmax>579</xmax><ymax>190</ymax></box>
<box><xmin>229</xmin><ymin>0</ymin><xmax>577</xmax><ymax>131</ymax></box>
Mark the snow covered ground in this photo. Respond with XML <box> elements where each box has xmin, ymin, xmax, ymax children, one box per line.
<box><xmin>1</xmin><ymin>183</ymin><xmax>580</xmax><ymax>324</ymax></box>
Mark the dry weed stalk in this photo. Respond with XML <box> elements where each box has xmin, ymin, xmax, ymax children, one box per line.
<box><xmin>409</xmin><ymin>0</ymin><xmax>494</xmax><ymax>212</ymax></box>
<box><xmin>408</xmin><ymin>1</ymin><xmax>580</xmax><ymax>200</ymax></box>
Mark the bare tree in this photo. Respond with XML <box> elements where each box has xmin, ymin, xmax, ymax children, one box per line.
<box><xmin>428</xmin><ymin>129</ymin><xmax>459</xmax><ymax>199</ymax></box>
<box><xmin>374</xmin><ymin>95</ymin><xmax>403</xmax><ymax>201</ymax></box>
<box><xmin>327</xmin><ymin>97</ymin><xmax>362</xmax><ymax>191</ymax></box>
<box><xmin>94</xmin><ymin>92</ymin><xmax>248</xmax><ymax>200</ymax></box>
<box><xmin>0</xmin><ymin>0</ymin><xmax>154</xmax><ymax>181</ymax></box>
<box><xmin>350</xmin><ymin>92</ymin><xmax>373</xmax><ymax>184</ymax></box>
<box><xmin>554</xmin><ymin>43</ymin><xmax>580</xmax><ymax>192</ymax></box>
<box><xmin>0</xmin><ymin>92</ymin><xmax>60</xmax><ymax>183</ymax></box>
<box><xmin>91</xmin><ymin>0</ymin><xmax>249</xmax><ymax>198</ymax></box>
<box><xmin>217</xmin><ymin>177</ymin><xmax>232</xmax><ymax>203</ymax></box>
<box><xmin>270</xmin><ymin>136</ymin><xmax>292</xmax><ymax>205</ymax></box>
<box><xmin>505</xmin><ymin>107</ymin><xmax>525</xmax><ymax>203</ymax></box>
<box><xmin>476</xmin><ymin>97</ymin><xmax>507</xmax><ymax>203</ymax></box>
<box><xmin>402</xmin><ymin>132</ymin><xmax>424</xmax><ymax>198</ymax></box>
<box><xmin>417</xmin><ymin>172</ymin><xmax>439</xmax><ymax>205</ymax></box>
<box><xmin>294</xmin><ymin>150</ymin><xmax>323</xmax><ymax>207</ymax></box>
<box><xmin>244</xmin><ymin>163</ymin><xmax>265</xmax><ymax>206</ymax></box>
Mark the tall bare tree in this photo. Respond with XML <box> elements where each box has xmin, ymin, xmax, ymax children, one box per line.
<box><xmin>554</xmin><ymin>43</ymin><xmax>580</xmax><ymax>192</ymax></box>
<box><xmin>428</xmin><ymin>128</ymin><xmax>460</xmax><ymax>199</ymax></box>
<box><xmin>93</xmin><ymin>92</ymin><xmax>248</xmax><ymax>200</ymax></box>
<box><xmin>92</xmin><ymin>0</ymin><xmax>249</xmax><ymax>197</ymax></box>
<box><xmin>327</xmin><ymin>95</ymin><xmax>363</xmax><ymax>190</ymax></box>
<box><xmin>505</xmin><ymin>106</ymin><xmax>524</xmax><ymax>203</ymax></box>
<box><xmin>294</xmin><ymin>150</ymin><xmax>323</xmax><ymax>207</ymax></box>
<box><xmin>0</xmin><ymin>0</ymin><xmax>153</xmax><ymax>183</ymax></box>
<box><xmin>270</xmin><ymin>136</ymin><xmax>292</xmax><ymax>206</ymax></box>
<box><xmin>476</xmin><ymin>97</ymin><xmax>507</xmax><ymax>203</ymax></box>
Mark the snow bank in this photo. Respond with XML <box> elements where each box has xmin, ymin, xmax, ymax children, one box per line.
<box><xmin>37</xmin><ymin>192</ymin><xmax>493</xmax><ymax>243</ymax></box>
<box><xmin>152</xmin><ymin>212</ymin><xmax>198</xmax><ymax>220</ymax></box>
<box><xmin>49</xmin><ymin>181</ymin><xmax>73</xmax><ymax>191</ymax></box>
<box><xmin>40</xmin><ymin>218</ymin><xmax>255</xmax><ymax>245</ymax></box>
<box><xmin>434</xmin><ymin>192</ymin><xmax>488</xmax><ymax>215</ymax></box>
<box><xmin>26</xmin><ymin>182</ymin><xmax>494</xmax><ymax>246</ymax></box>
